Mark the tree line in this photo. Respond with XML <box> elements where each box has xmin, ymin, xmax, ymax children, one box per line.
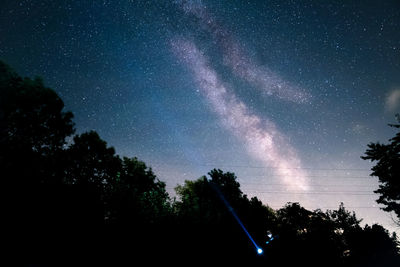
<box><xmin>1</xmin><ymin>60</ymin><xmax>399</xmax><ymax>266</ymax></box>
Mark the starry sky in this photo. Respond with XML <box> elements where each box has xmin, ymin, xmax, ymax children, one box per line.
<box><xmin>1</xmin><ymin>0</ymin><xmax>400</xmax><ymax>233</ymax></box>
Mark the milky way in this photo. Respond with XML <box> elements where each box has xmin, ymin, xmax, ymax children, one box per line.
<box><xmin>177</xmin><ymin>0</ymin><xmax>310</xmax><ymax>104</ymax></box>
<box><xmin>171</xmin><ymin>37</ymin><xmax>309</xmax><ymax>191</ymax></box>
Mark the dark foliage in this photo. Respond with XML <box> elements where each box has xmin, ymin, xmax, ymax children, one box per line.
<box><xmin>1</xmin><ymin>61</ymin><xmax>399</xmax><ymax>266</ymax></box>
<box><xmin>362</xmin><ymin>118</ymin><xmax>400</xmax><ymax>224</ymax></box>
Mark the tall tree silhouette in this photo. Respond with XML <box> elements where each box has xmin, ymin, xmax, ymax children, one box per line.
<box><xmin>0</xmin><ymin>60</ymin><xmax>76</xmax><ymax>260</ymax></box>
<box><xmin>271</xmin><ymin>203</ymin><xmax>399</xmax><ymax>267</ymax></box>
<box><xmin>345</xmin><ymin>224</ymin><xmax>399</xmax><ymax>267</ymax></box>
<box><xmin>362</xmin><ymin>116</ymin><xmax>400</xmax><ymax>225</ymax></box>
<box><xmin>65</xmin><ymin>131</ymin><xmax>121</xmax><ymax>191</ymax></box>
<box><xmin>174</xmin><ymin>169</ymin><xmax>276</xmax><ymax>265</ymax></box>
<box><xmin>109</xmin><ymin>156</ymin><xmax>170</xmax><ymax>226</ymax></box>
<box><xmin>0</xmin><ymin>60</ymin><xmax>74</xmax><ymax>185</ymax></box>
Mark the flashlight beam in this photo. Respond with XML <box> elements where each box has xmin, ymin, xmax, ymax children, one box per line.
<box><xmin>210</xmin><ymin>182</ymin><xmax>262</xmax><ymax>254</ymax></box>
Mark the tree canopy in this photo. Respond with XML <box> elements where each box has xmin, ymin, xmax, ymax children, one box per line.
<box><xmin>0</xmin><ymin>61</ymin><xmax>74</xmax><ymax>185</ymax></box>
<box><xmin>1</xmin><ymin>60</ymin><xmax>399</xmax><ymax>266</ymax></box>
<box><xmin>362</xmin><ymin>117</ymin><xmax>400</xmax><ymax>225</ymax></box>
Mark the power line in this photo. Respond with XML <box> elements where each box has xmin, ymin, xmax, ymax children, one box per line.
<box><xmin>241</xmin><ymin>173</ymin><xmax>373</xmax><ymax>177</ymax></box>
<box><xmin>166</xmin><ymin>186</ymin><xmax>377</xmax><ymax>195</ymax></box>
<box><xmin>158</xmin><ymin>171</ymin><xmax>371</xmax><ymax>179</ymax></box>
<box><xmin>149</xmin><ymin>161</ymin><xmax>371</xmax><ymax>172</ymax></box>
<box><xmin>238</xmin><ymin>182</ymin><xmax>377</xmax><ymax>187</ymax></box>
<box><xmin>158</xmin><ymin>171</ymin><xmax>374</xmax><ymax>179</ymax></box>
<box><xmin>160</xmin><ymin>172</ymin><xmax>373</xmax><ymax>179</ymax></box>
<box><xmin>244</xmin><ymin>191</ymin><xmax>375</xmax><ymax>195</ymax></box>
<box><xmin>238</xmin><ymin>175</ymin><xmax>372</xmax><ymax>179</ymax></box>
<box><xmin>166</xmin><ymin>181</ymin><xmax>379</xmax><ymax>190</ymax></box>
<box><xmin>166</xmin><ymin>181</ymin><xmax>378</xmax><ymax>189</ymax></box>
<box><xmin>268</xmin><ymin>206</ymin><xmax>383</xmax><ymax>210</ymax></box>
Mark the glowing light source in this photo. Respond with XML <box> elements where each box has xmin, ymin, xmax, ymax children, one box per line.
<box><xmin>209</xmin><ymin>182</ymin><xmax>263</xmax><ymax>255</ymax></box>
<box><xmin>266</xmin><ymin>234</ymin><xmax>275</xmax><ymax>245</ymax></box>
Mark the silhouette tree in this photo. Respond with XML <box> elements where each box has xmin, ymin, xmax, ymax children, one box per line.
<box><xmin>270</xmin><ymin>202</ymin><xmax>399</xmax><ymax>267</ymax></box>
<box><xmin>0</xmin><ymin>60</ymin><xmax>74</xmax><ymax>185</ymax></box>
<box><xmin>174</xmin><ymin>176</ymin><xmax>216</xmax><ymax>224</ymax></box>
<box><xmin>362</xmin><ymin>116</ymin><xmax>400</xmax><ymax>225</ymax></box>
<box><xmin>110</xmin><ymin>156</ymin><xmax>170</xmax><ymax>226</ymax></box>
<box><xmin>174</xmin><ymin>169</ymin><xmax>275</xmax><ymax>265</ymax></box>
<box><xmin>65</xmin><ymin>131</ymin><xmax>121</xmax><ymax>190</ymax></box>
<box><xmin>62</xmin><ymin>131</ymin><xmax>122</xmax><ymax>238</ymax></box>
<box><xmin>327</xmin><ymin>202</ymin><xmax>362</xmax><ymax>233</ymax></box>
<box><xmin>345</xmin><ymin>224</ymin><xmax>400</xmax><ymax>267</ymax></box>
<box><xmin>273</xmin><ymin>203</ymin><xmax>316</xmax><ymax>265</ymax></box>
<box><xmin>208</xmin><ymin>169</ymin><xmax>243</xmax><ymax>202</ymax></box>
<box><xmin>0</xmin><ymin>60</ymin><xmax>77</xmax><ymax>260</ymax></box>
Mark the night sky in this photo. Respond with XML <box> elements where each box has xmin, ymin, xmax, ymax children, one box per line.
<box><xmin>1</xmin><ymin>0</ymin><xmax>400</xmax><ymax>233</ymax></box>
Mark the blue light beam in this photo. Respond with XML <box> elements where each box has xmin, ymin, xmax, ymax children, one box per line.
<box><xmin>210</xmin><ymin>182</ymin><xmax>263</xmax><ymax>255</ymax></box>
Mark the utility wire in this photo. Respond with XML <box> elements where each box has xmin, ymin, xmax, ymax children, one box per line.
<box><xmin>244</xmin><ymin>191</ymin><xmax>375</xmax><ymax>195</ymax></box>
<box><xmin>268</xmin><ymin>206</ymin><xmax>383</xmax><ymax>209</ymax></box>
<box><xmin>238</xmin><ymin>182</ymin><xmax>377</xmax><ymax>187</ymax></box>
<box><xmin>149</xmin><ymin>161</ymin><xmax>371</xmax><ymax>172</ymax></box>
